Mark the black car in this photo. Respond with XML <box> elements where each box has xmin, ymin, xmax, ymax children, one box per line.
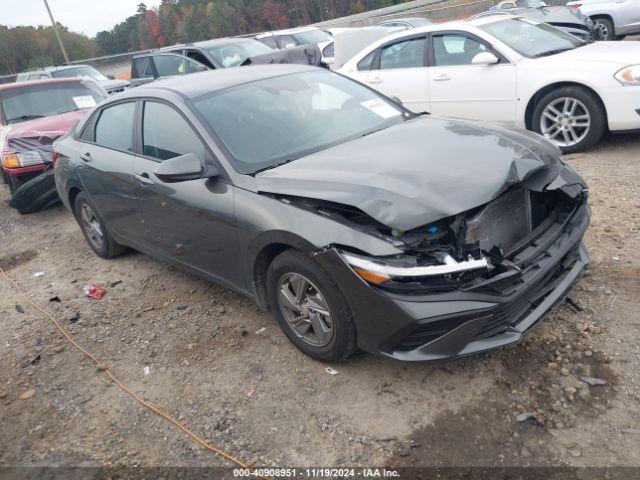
<box><xmin>53</xmin><ymin>65</ymin><xmax>590</xmax><ymax>362</ymax></box>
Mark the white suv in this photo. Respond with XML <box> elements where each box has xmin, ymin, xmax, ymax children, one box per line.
<box><xmin>567</xmin><ymin>0</ymin><xmax>640</xmax><ymax>40</ymax></box>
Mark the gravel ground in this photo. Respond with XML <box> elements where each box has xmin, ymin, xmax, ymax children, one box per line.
<box><xmin>0</xmin><ymin>132</ymin><xmax>639</xmax><ymax>472</ymax></box>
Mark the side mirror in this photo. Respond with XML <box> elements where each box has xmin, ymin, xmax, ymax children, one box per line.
<box><xmin>107</xmin><ymin>74</ymin><xmax>115</xmax><ymax>80</ymax></box>
<box><xmin>471</xmin><ymin>52</ymin><xmax>499</xmax><ymax>65</ymax></box>
<box><xmin>389</xmin><ymin>96</ymin><xmax>403</xmax><ymax>106</ymax></box>
<box><xmin>195</xmin><ymin>64</ymin><xmax>209</xmax><ymax>72</ymax></box>
<box><xmin>154</xmin><ymin>153</ymin><xmax>219</xmax><ymax>183</ymax></box>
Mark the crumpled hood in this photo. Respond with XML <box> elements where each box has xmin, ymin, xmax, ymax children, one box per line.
<box><xmin>255</xmin><ymin>116</ymin><xmax>585</xmax><ymax>231</ymax></box>
<box><xmin>546</xmin><ymin>41</ymin><xmax>640</xmax><ymax>65</ymax></box>
<box><xmin>99</xmin><ymin>78</ymin><xmax>130</xmax><ymax>92</ymax></box>
<box><xmin>5</xmin><ymin>109</ymin><xmax>88</xmax><ymax>141</ymax></box>
<box><xmin>511</xmin><ymin>6</ymin><xmax>590</xmax><ymax>25</ymax></box>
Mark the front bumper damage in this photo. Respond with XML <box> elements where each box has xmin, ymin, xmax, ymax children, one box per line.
<box><xmin>313</xmin><ymin>199</ymin><xmax>590</xmax><ymax>362</ymax></box>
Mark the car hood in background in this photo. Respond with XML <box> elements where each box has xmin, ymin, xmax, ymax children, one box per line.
<box><xmin>242</xmin><ymin>44</ymin><xmax>325</xmax><ymax>68</ymax></box>
<box><xmin>544</xmin><ymin>41</ymin><xmax>640</xmax><ymax>65</ymax></box>
<box><xmin>5</xmin><ymin>109</ymin><xmax>87</xmax><ymax>141</ymax></box>
<box><xmin>512</xmin><ymin>6</ymin><xmax>590</xmax><ymax>25</ymax></box>
<box><xmin>99</xmin><ymin>78</ymin><xmax>130</xmax><ymax>92</ymax></box>
<box><xmin>255</xmin><ymin>116</ymin><xmax>585</xmax><ymax>231</ymax></box>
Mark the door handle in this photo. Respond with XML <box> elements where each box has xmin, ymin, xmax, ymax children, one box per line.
<box><xmin>433</xmin><ymin>74</ymin><xmax>450</xmax><ymax>82</ymax></box>
<box><xmin>368</xmin><ymin>77</ymin><xmax>383</xmax><ymax>85</ymax></box>
<box><xmin>134</xmin><ymin>173</ymin><xmax>154</xmax><ymax>186</ymax></box>
<box><xmin>80</xmin><ymin>152</ymin><xmax>92</xmax><ymax>162</ymax></box>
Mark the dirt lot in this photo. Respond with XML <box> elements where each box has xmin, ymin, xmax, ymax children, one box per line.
<box><xmin>0</xmin><ymin>132</ymin><xmax>639</xmax><ymax>473</ymax></box>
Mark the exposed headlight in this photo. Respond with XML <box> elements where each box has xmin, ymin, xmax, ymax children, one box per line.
<box><xmin>339</xmin><ymin>251</ymin><xmax>491</xmax><ymax>289</ymax></box>
<box><xmin>614</xmin><ymin>65</ymin><xmax>640</xmax><ymax>86</ymax></box>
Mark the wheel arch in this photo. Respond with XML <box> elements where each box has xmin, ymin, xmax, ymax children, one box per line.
<box><xmin>249</xmin><ymin>231</ymin><xmax>319</xmax><ymax>311</ymax></box>
<box><xmin>524</xmin><ymin>81</ymin><xmax>608</xmax><ymax>131</ymax></box>
<box><xmin>68</xmin><ymin>185</ymin><xmax>83</xmax><ymax>215</ymax></box>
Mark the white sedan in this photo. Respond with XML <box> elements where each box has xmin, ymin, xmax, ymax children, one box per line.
<box><xmin>338</xmin><ymin>15</ymin><xmax>640</xmax><ymax>152</ymax></box>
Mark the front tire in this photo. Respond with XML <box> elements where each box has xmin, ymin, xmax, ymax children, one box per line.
<box><xmin>74</xmin><ymin>192</ymin><xmax>126</xmax><ymax>259</ymax></box>
<box><xmin>594</xmin><ymin>18</ymin><xmax>614</xmax><ymax>40</ymax></box>
<box><xmin>532</xmin><ymin>86</ymin><xmax>606</xmax><ymax>154</ymax></box>
<box><xmin>266</xmin><ymin>250</ymin><xmax>357</xmax><ymax>362</ymax></box>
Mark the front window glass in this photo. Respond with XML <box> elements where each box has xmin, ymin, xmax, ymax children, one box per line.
<box><xmin>1</xmin><ymin>82</ymin><xmax>106</xmax><ymax>124</ymax></box>
<box><xmin>194</xmin><ymin>71</ymin><xmax>405</xmax><ymax>174</ymax></box>
<box><xmin>292</xmin><ymin>29</ymin><xmax>332</xmax><ymax>45</ymax></box>
<box><xmin>143</xmin><ymin>102</ymin><xmax>205</xmax><ymax>161</ymax></box>
<box><xmin>95</xmin><ymin>102</ymin><xmax>135</xmax><ymax>151</ymax></box>
<box><xmin>480</xmin><ymin>18</ymin><xmax>584</xmax><ymax>58</ymax></box>
<box><xmin>51</xmin><ymin>66</ymin><xmax>108</xmax><ymax>82</ymax></box>
<box><xmin>380</xmin><ymin>37</ymin><xmax>426</xmax><ymax>69</ymax></box>
<box><xmin>206</xmin><ymin>40</ymin><xmax>274</xmax><ymax>68</ymax></box>
<box><xmin>153</xmin><ymin>55</ymin><xmax>202</xmax><ymax>77</ymax></box>
<box><xmin>432</xmin><ymin>34</ymin><xmax>488</xmax><ymax>66</ymax></box>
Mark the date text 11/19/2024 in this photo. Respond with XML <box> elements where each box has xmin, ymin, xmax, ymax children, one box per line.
<box><xmin>233</xmin><ymin>468</ymin><xmax>400</xmax><ymax>477</ymax></box>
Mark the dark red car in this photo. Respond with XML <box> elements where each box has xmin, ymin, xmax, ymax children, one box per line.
<box><xmin>1</xmin><ymin>78</ymin><xmax>106</xmax><ymax>212</ymax></box>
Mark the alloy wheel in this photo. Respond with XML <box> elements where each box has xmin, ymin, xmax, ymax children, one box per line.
<box><xmin>539</xmin><ymin>97</ymin><xmax>591</xmax><ymax>148</ymax></box>
<box><xmin>276</xmin><ymin>272</ymin><xmax>334</xmax><ymax>347</ymax></box>
<box><xmin>595</xmin><ymin>22</ymin><xmax>609</xmax><ymax>40</ymax></box>
<box><xmin>80</xmin><ymin>203</ymin><xmax>104</xmax><ymax>251</ymax></box>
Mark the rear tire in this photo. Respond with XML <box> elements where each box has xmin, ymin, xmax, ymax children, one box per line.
<box><xmin>266</xmin><ymin>249</ymin><xmax>357</xmax><ymax>362</ymax></box>
<box><xmin>594</xmin><ymin>18</ymin><xmax>614</xmax><ymax>40</ymax></box>
<box><xmin>532</xmin><ymin>86</ymin><xmax>606</xmax><ymax>154</ymax></box>
<box><xmin>74</xmin><ymin>192</ymin><xmax>126</xmax><ymax>259</ymax></box>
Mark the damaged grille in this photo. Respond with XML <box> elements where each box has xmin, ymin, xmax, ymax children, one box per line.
<box><xmin>465</xmin><ymin>188</ymin><xmax>532</xmax><ymax>255</ymax></box>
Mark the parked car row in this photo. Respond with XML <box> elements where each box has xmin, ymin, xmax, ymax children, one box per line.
<box><xmin>339</xmin><ymin>15</ymin><xmax>640</xmax><ymax>153</ymax></box>
<box><xmin>51</xmin><ymin>65</ymin><xmax>591</xmax><ymax>363</ymax></box>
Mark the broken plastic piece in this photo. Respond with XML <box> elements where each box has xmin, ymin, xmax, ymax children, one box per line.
<box><xmin>255</xmin><ymin>327</ymin><xmax>266</xmax><ymax>335</ymax></box>
<box><xmin>33</xmin><ymin>272</ymin><xmax>44</xmax><ymax>278</ymax></box>
<box><xmin>143</xmin><ymin>366</ymin><xmax>151</xmax><ymax>375</ymax></box>
<box><xmin>325</xmin><ymin>367</ymin><xmax>339</xmax><ymax>375</ymax></box>
<box><xmin>84</xmin><ymin>284</ymin><xmax>106</xmax><ymax>299</ymax></box>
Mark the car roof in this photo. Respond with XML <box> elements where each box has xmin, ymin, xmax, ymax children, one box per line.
<box><xmin>118</xmin><ymin>64</ymin><xmax>319</xmax><ymax>100</ymax></box>
<box><xmin>0</xmin><ymin>77</ymin><xmax>85</xmax><ymax>92</ymax></box>
<box><xmin>192</xmin><ymin>37</ymin><xmax>263</xmax><ymax>49</ymax></box>
<box><xmin>257</xmin><ymin>26</ymin><xmax>321</xmax><ymax>37</ymax></box>
<box><xmin>43</xmin><ymin>64</ymin><xmax>91</xmax><ymax>71</ymax></box>
<box><xmin>378</xmin><ymin>17</ymin><xmax>430</xmax><ymax>23</ymax></box>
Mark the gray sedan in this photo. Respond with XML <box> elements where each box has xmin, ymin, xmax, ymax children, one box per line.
<box><xmin>53</xmin><ymin>65</ymin><xmax>590</xmax><ymax>362</ymax></box>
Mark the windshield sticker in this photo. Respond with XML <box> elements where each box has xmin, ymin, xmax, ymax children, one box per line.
<box><xmin>72</xmin><ymin>96</ymin><xmax>97</xmax><ymax>109</ymax></box>
<box><xmin>360</xmin><ymin>99</ymin><xmax>401</xmax><ymax>119</ymax></box>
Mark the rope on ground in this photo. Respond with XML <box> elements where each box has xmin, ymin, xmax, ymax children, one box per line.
<box><xmin>0</xmin><ymin>266</ymin><xmax>268</xmax><ymax>480</ymax></box>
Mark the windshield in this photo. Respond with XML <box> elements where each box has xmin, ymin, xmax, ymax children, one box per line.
<box><xmin>194</xmin><ymin>71</ymin><xmax>405</xmax><ymax>174</ymax></box>
<box><xmin>206</xmin><ymin>40</ymin><xmax>274</xmax><ymax>68</ymax></box>
<box><xmin>292</xmin><ymin>29</ymin><xmax>332</xmax><ymax>45</ymax></box>
<box><xmin>51</xmin><ymin>66</ymin><xmax>108</xmax><ymax>82</ymax></box>
<box><xmin>1</xmin><ymin>82</ymin><xmax>106</xmax><ymax>124</ymax></box>
<box><xmin>480</xmin><ymin>17</ymin><xmax>584</xmax><ymax>57</ymax></box>
<box><xmin>516</xmin><ymin>0</ymin><xmax>547</xmax><ymax>6</ymax></box>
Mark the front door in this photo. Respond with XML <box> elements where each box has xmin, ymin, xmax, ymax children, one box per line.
<box><xmin>364</xmin><ymin>35</ymin><xmax>430</xmax><ymax>113</ymax></box>
<box><xmin>133</xmin><ymin>100</ymin><xmax>243</xmax><ymax>288</ymax></box>
<box><xmin>427</xmin><ymin>32</ymin><xmax>517</xmax><ymax>124</ymax></box>
<box><xmin>76</xmin><ymin>101</ymin><xmax>143</xmax><ymax>242</ymax></box>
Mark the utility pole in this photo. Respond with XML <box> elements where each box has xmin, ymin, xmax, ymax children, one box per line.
<box><xmin>43</xmin><ymin>0</ymin><xmax>69</xmax><ymax>64</ymax></box>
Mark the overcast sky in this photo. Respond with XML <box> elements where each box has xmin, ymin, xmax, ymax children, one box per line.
<box><xmin>0</xmin><ymin>0</ymin><xmax>162</xmax><ymax>37</ymax></box>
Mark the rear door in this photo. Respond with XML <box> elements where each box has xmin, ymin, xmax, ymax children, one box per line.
<box><xmin>76</xmin><ymin>100</ymin><xmax>143</xmax><ymax>242</ymax></box>
<box><xmin>363</xmin><ymin>34</ymin><xmax>430</xmax><ymax>113</ymax></box>
<box><xmin>427</xmin><ymin>31</ymin><xmax>517</xmax><ymax>123</ymax></box>
<box><xmin>132</xmin><ymin>100</ymin><xmax>242</xmax><ymax>287</ymax></box>
<box><xmin>613</xmin><ymin>0</ymin><xmax>640</xmax><ymax>34</ymax></box>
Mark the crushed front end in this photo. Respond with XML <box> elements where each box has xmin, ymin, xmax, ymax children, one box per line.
<box><xmin>311</xmin><ymin>175</ymin><xmax>590</xmax><ymax>361</ymax></box>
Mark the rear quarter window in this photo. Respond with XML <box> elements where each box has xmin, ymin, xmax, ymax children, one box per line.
<box><xmin>94</xmin><ymin>102</ymin><xmax>136</xmax><ymax>151</ymax></box>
